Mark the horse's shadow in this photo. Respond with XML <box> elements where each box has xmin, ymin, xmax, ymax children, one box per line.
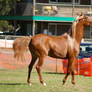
<box><xmin>0</xmin><ymin>83</ymin><xmax>27</xmax><ymax>86</ymax></box>
<box><xmin>44</xmin><ymin>72</ymin><xmax>65</xmax><ymax>75</ymax></box>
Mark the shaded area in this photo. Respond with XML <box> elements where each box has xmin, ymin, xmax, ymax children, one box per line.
<box><xmin>44</xmin><ymin>71</ymin><xmax>64</xmax><ymax>75</ymax></box>
<box><xmin>0</xmin><ymin>83</ymin><xmax>27</xmax><ymax>86</ymax></box>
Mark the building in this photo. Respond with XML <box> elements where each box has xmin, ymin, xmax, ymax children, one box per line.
<box><xmin>0</xmin><ymin>0</ymin><xmax>92</xmax><ymax>38</ymax></box>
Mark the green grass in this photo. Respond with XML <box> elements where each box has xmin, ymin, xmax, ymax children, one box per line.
<box><xmin>0</xmin><ymin>69</ymin><xmax>92</xmax><ymax>92</ymax></box>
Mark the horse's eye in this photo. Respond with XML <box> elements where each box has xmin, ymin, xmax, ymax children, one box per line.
<box><xmin>86</xmin><ymin>17</ymin><xmax>88</xmax><ymax>20</ymax></box>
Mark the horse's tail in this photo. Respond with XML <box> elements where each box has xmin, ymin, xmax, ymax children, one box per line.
<box><xmin>13</xmin><ymin>36</ymin><xmax>32</xmax><ymax>61</ymax></box>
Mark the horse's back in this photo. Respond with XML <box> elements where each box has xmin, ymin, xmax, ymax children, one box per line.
<box><xmin>30</xmin><ymin>33</ymin><xmax>68</xmax><ymax>47</ymax></box>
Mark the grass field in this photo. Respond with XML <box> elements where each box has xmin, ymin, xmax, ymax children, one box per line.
<box><xmin>0</xmin><ymin>68</ymin><xmax>92</xmax><ymax>92</ymax></box>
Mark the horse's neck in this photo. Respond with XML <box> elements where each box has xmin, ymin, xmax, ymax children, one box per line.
<box><xmin>75</xmin><ymin>23</ymin><xmax>84</xmax><ymax>44</ymax></box>
<box><xmin>71</xmin><ymin>21</ymin><xmax>84</xmax><ymax>44</ymax></box>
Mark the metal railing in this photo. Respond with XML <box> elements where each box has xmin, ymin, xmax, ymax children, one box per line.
<box><xmin>35</xmin><ymin>3</ymin><xmax>92</xmax><ymax>17</ymax></box>
<box><xmin>1</xmin><ymin>3</ymin><xmax>90</xmax><ymax>17</ymax></box>
<box><xmin>0</xmin><ymin>35</ymin><xmax>25</xmax><ymax>48</ymax></box>
<box><xmin>0</xmin><ymin>35</ymin><xmax>92</xmax><ymax>48</ymax></box>
<box><xmin>6</xmin><ymin>3</ymin><xmax>92</xmax><ymax>17</ymax></box>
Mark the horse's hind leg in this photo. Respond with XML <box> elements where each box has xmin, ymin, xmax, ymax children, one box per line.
<box><xmin>36</xmin><ymin>55</ymin><xmax>46</xmax><ymax>86</ymax></box>
<box><xmin>27</xmin><ymin>54</ymin><xmax>37</xmax><ymax>85</ymax></box>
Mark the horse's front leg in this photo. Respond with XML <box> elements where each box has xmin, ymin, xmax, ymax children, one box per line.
<box><xmin>63</xmin><ymin>57</ymin><xmax>75</xmax><ymax>85</ymax></box>
<box><xmin>71</xmin><ymin>71</ymin><xmax>75</xmax><ymax>85</ymax></box>
<box><xmin>36</xmin><ymin>55</ymin><xmax>46</xmax><ymax>86</ymax></box>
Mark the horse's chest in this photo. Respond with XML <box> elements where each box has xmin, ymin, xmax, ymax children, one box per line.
<box><xmin>68</xmin><ymin>37</ymin><xmax>80</xmax><ymax>56</ymax></box>
<box><xmin>68</xmin><ymin>36</ymin><xmax>74</xmax><ymax>49</ymax></box>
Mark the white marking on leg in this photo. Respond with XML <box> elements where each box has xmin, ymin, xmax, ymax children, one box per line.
<box><xmin>43</xmin><ymin>82</ymin><xmax>46</xmax><ymax>86</ymax></box>
<box><xmin>28</xmin><ymin>83</ymin><xmax>32</xmax><ymax>86</ymax></box>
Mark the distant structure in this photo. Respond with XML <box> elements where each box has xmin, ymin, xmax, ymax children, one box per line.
<box><xmin>0</xmin><ymin>0</ymin><xmax>92</xmax><ymax>39</ymax></box>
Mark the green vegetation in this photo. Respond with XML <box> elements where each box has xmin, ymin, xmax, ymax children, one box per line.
<box><xmin>0</xmin><ymin>0</ymin><xmax>20</xmax><ymax>32</ymax></box>
<box><xmin>0</xmin><ymin>20</ymin><xmax>9</xmax><ymax>31</ymax></box>
<box><xmin>0</xmin><ymin>69</ymin><xmax>92</xmax><ymax>92</ymax></box>
<box><xmin>0</xmin><ymin>0</ymin><xmax>20</xmax><ymax>16</ymax></box>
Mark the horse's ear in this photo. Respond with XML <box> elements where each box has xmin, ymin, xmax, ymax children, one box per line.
<box><xmin>80</xmin><ymin>12</ymin><xmax>84</xmax><ymax>16</ymax></box>
<box><xmin>76</xmin><ymin>12</ymin><xmax>84</xmax><ymax>16</ymax></box>
<box><xmin>76</xmin><ymin>13</ymin><xmax>80</xmax><ymax>16</ymax></box>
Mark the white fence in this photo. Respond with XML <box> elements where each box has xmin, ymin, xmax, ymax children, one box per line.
<box><xmin>0</xmin><ymin>35</ymin><xmax>92</xmax><ymax>48</ymax></box>
<box><xmin>0</xmin><ymin>35</ymin><xmax>24</xmax><ymax>48</ymax></box>
<box><xmin>0</xmin><ymin>39</ymin><xmax>14</xmax><ymax>48</ymax></box>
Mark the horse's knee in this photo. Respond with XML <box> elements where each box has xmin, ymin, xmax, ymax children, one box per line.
<box><xmin>71</xmin><ymin>71</ymin><xmax>75</xmax><ymax>75</ymax></box>
<box><xmin>36</xmin><ymin>66</ymin><xmax>41</xmax><ymax>71</ymax></box>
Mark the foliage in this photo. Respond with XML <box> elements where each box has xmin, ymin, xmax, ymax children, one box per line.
<box><xmin>0</xmin><ymin>0</ymin><xmax>20</xmax><ymax>15</ymax></box>
<box><xmin>0</xmin><ymin>20</ymin><xmax>14</xmax><ymax>32</ymax></box>
<box><xmin>0</xmin><ymin>20</ymin><xmax>9</xmax><ymax>31</ymax></box>
<box><xmin>0</xmin><ymin>0</ymin><xmax>20</xmax><ymax>32</ymax></box>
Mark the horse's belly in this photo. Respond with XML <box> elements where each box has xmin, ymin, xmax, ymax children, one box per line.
<box><xmin>48</xmin><ymin>50</ymin><xmax>67</xmax><ymax>59</ymax></box>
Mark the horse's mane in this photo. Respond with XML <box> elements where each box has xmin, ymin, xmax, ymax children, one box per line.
<box><xmin>68</xmin><ymin>17</ymin><xmax>78</xmax><ymax>38</ymax></box>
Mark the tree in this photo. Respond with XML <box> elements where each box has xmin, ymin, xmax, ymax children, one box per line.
<box><xmin>0</xmin><ymin>0</ymin><xmax>20</xmax><ymax>32</ymax></box>
<box><xmin>0</xmin><ymin>20</ymin><xmax>9</xmax><ymax>31</ymax></box>
<box><xmin>0</xmin><ymin>0</ymin><xmax>20</xmax><ymax>15</ymax></box>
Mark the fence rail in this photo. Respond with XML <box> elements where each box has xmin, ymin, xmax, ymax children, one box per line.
<box><xmin>0</xmin><ymin>35</ymin><xmax>92</xmax><ymax>48</ymax></box>
<box><xmin>0</xmin><ymin>35</ymin><xmax>24</xmax><ymax>48</ymax></box>
<box><xmin>3</xmin><ymin>3</ymin><xmax>92</xmax><ymax>17</ymax></box>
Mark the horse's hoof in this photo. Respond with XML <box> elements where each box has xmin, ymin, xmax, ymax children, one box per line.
<box><xmin>28</xmin><ymin>83</ymin><xmax>32</xmax><ymax>86</ymax></box>
<box><xmin>43</xmin><ymin>82</ymin><xmax>46</xmax><ymax>86</ymax></box>
<box><xmin>72</xmin><ymin>81</ymin><xmax>75</xmax><ymax>85</ymax></box>
<box><xmin>62</xmin><ymin>80</ymin><xmax>65</xmax><ymax>85</ymax></box>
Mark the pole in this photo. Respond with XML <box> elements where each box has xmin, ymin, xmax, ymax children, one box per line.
<box><xmin>89</xmin><ymin>3</ymin><xmax>92</xmax><ymax>38</ymax></box>
<box><xmin>14</xmin><ymin>0</ymin><xmax>16</xmax><ymax>35</ymax></box>
<box><xmin>32</xmin><ymin>0</ymin><xmax>36</xmax><ymax>36</ymax></box>
<box><xmin>56</xmin><ymin>58</ymin><xmax>57</xmax><ymax>72</ymax></box>
<box><xmin>33</xmin><ymin>20</ymin><xmax>35</xmax><ymax>36</ymax></box>
<box><xmin>72</xmin><ymin>0</ymin><xmax>75</xmax><ymax>17</ymax></box>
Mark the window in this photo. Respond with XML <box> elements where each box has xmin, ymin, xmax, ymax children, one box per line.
<box><xmin>48</xmin><ymin>23</ymin><xmax>71</xmax><ymax>36</ymax></box>
<box><xmin>50</xmin><ymin>0</ymin><xmax>57</xmax><ymax>2</ymax></box>
<box><xmin>75</xmin><ymin>0</ymin><xmax>80</xmax><ymax>4</ymax></box>
<box><xmin>58</xmin><ymin>0</ymin><xmax>72</xmax><ymax>2</ymax></box>
<box><xmin>57</xmin><ymin>24</ymin><xmax>71</xmax><ymax>35</ymax></box>
<box><xmin>80</xmin><ymin>0</ymin><xmax>91</xmax><ymax>5</ymax></box>
<box><xmin>50</xmin><ymin>0</ymin><xmax>72</xmax><ymax>3</ymax></box>
<box><xmin>50</xmin><ymin>0</ymin><xmax>91</xmax><ymax>5</ymax></box>
<box><xmin>20</xmin><ymin>0</ymin><xmax>33</xmax><ymax>3</ymax></box>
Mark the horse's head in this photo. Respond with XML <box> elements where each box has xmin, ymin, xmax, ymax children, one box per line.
<box><xmin>76</xmin><ymin>13</ymin><xmax>91</xmax><ymax>26</ymax></box>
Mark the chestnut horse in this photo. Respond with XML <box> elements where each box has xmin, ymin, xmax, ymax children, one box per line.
<box><xmin>27</xmin><ymin>14</ymin><xmax>92</xmax><ymax>86</ymax></box>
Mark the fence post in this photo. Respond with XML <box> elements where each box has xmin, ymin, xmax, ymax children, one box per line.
<box><xmin>5</xmin><ymin>36</ymin><xmax>7</xmax><ymax>48</ymax></box>
<box><xmin>56</xmin><ymin>58</ymin><xmax>57</xmax><ymax>72</ymax></box>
